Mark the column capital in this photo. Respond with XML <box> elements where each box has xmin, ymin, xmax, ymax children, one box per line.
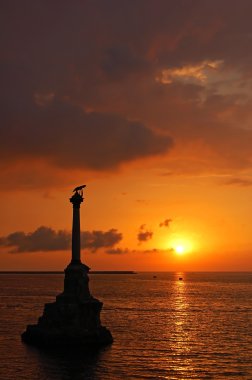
<box><xmin>70</xmin><ymin>192</ymin><xmax>83</xmax><ymax>208</ymax></box>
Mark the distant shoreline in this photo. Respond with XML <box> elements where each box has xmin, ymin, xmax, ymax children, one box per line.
<box><xmin>0</xmin><ymin>271</ymin><xmax>137</xmax><ymax>275</ymax></box>
<box><xmin>0</xmin><ymin>271</ymin><xmax>251</xmax><ymax>274</ymax></box>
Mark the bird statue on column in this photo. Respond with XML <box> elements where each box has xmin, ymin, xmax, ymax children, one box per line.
<box><xmin>73</xmin><ymin>185</ymin><xmax>86</xmax><ymax>196</ymax></box>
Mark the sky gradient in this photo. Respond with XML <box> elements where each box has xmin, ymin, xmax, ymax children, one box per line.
<box><xmin>1</xmin><ymin>0</ymin><xmax>252</xmax><ymax>271</ymax></box>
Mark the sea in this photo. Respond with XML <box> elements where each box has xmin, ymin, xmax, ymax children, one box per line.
<box><xmin>0</xmin><ymin>272</ymin><xmax>251</xmax><ymax>380</ymax></box>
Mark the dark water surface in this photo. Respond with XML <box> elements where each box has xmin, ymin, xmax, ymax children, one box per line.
<box><xmin>0</xmin><ymin>272</ymin><xmax>251</xmax><ymax>379</ymax></box>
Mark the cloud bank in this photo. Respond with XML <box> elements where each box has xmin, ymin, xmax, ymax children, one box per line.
<box><xmin>0</xmin><ymin>99</ymin><xmax>173</xmax><ymax>171</ymax></box>
<box><xmin>2</xmin><ymin>1</ymin><xmax>252</xmax><ymax>188</ymax></box>
<box><xmin>0</xmin><ymin>226</ymin><xmax>122</xmax><ymax>253</ymax></box>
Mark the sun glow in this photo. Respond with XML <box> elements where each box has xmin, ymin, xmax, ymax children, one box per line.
<box><xmin>174</xmin><ymin>245</ymin><xmax>185</xmax><ymax>255</ymax></box>
<box><xmin>169</xmin><ymin>237</ymin><xmax>194</xmax><ymax>256</ymax></box>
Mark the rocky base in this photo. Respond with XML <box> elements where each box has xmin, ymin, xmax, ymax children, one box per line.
<box><xmin>21</xmin><ymin>262</ymin><xmax>113</xmax><ymax>349</ymax></box>
<box><xmin>21</xmin><ymin>324</ymin><xmax>113</xmax><ymax>348</ymax></box>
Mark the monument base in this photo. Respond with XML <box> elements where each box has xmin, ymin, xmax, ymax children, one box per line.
<box><xmin>21</xmin><ymin>262</ymin><xmax>113</xmax><ymax>348</ymax></box>
<box><xmin>21</xmin><ymin>324</ymin><xmax>113</xmax><ymax>348</ymax></box>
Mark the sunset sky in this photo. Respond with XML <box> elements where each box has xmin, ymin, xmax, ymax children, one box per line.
<box><xmin>1</xmin><ymin>0</ymin><xmax>252</xmax><ymax>271</ymax></box>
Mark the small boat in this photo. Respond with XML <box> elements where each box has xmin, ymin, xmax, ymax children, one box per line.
<box><xmin>153</xmin><ymin>275</ymin><xmax>157</xmax><ymax>279</ymax></box>
<box><xmin>179</xmin><ymin>277</ymin><xmax>183</xmax><ymax>281</ymax></box>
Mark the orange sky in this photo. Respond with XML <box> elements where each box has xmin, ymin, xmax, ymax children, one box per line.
<box><xmin>1</xmin><ymin>1</ymin><xmax>252</xmax><ymax>271</ymax></box>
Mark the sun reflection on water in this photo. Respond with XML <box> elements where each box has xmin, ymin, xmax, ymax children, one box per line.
<box><xmin>167</xmin><ymin>272</ymin><xmax>196</xmax><ymax>377</ymax></box>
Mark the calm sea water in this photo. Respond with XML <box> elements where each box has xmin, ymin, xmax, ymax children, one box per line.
<box><xmin>0</xmin><ymin>272</ymin><xmax>251</xmax><ymax>379</ymax></box>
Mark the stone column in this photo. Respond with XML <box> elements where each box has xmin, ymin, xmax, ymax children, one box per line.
<box><xmin>70</xmin><ymin>191</ymin><xmax>83</xmax><ymax>264</ymax></box>
<box><xmin>21</xmin><ymin>186</ymin><xmax>113</xmax><ymax>347</ymax></box>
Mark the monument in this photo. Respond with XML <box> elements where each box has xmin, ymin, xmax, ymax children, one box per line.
<box><xmin>21</xmin><ymin>186</ymin><xmax>113</xmax><ymax>347</ymax></box>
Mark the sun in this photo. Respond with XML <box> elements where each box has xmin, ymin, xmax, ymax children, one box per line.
<box><xmin>174</xmin><ymin>245</ymin><xmax>185</xmax><ymax>255</ymax></box>
<box><xmin>162</xmin><ymin>234</ymin><xmax>195</xmax><ymax>256</ymax></box>
<box><xmin>169</xmin><ymin>237</ymin><xmax>193</xmax><ymax>256</ymax></box>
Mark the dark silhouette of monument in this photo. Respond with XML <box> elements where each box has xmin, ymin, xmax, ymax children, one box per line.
<box><xmin>22</xmin><ymin>186</ymin><xmax>113</xmax><ymax>347</ymax></box>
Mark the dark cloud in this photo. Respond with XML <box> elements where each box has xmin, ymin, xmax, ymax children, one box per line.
<box><xmin>142</xmin><ymin>248</ymin><xmax>159</xmax><ymax>254</ymax></box>
<box><xmin>0</xmin><ymin>226</ymin><xmax>122</xmax><ymax>253</ymax></box>
<box><xmin>106</xmin><ymin>247</ymin><xmax>173</xmax><ymax>254</ymax></box>
<box><xmin>2</xmin><ymin>0</ymin><xmax>252</xmax><ymax>187</ymax></box>
<box><xmin>137</xmin><ymin>224</ymin><xmax>153</xmax><ymax>243</ymax></box>
<box><xmin>81</xmin><ymin>229</ymin><xmax>122</xmax><ymax>252</ymax></box>
<box><xmin>101</xmin><ymin>46</ymin><xmax>150</xmax><ymax>80</ymax></box>
<box><xmin>0</xmin><ymin>97</ymin><xmax>173</xmax><ymax>171</ymax></box>
<box><xmin>105</xmin><ymin>247</ymin><xmax>130</xmax><ymax>254</ymax></box>
<box><xmin>159</xmin><ymin>219</ymin><xmax>172</xmax><ymax>228</ymax></box>
<box><xmin>0</xmin><ymin>227</ymin><xmax>70</xmax><ymax>253</ymax></box>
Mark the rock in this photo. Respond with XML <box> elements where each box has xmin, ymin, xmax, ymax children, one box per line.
<box><xmin>22</xmin><ymin>262</ymin><xmax>113</xmax><ymax>348</ymax></box>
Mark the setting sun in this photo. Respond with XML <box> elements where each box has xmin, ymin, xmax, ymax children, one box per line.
<box><xmin>174</xmin><ymin>245</ymin><xmax>185</xmax><ymax>255</ymax></box>
<box><xmin>169</xmin><ymin>237</ymin><xmax>194</xmax><ymax>256</ymax></box>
